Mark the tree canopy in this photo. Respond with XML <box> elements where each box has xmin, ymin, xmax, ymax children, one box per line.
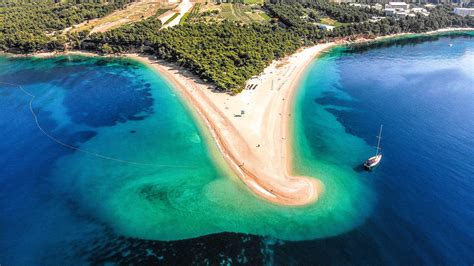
<box><xmin>86</xmin><ymin>22</ymin><xmax>301</xmax><ymax>92</ymax></box>
<box><xmin>0</xmin><ymin>0</ymin><xmax>473</xmax><ymax>92</ymax></box>
<box><xmin>0</xmin><ymin>0</ymin><xmax>129</xmax><ymax>52</ymax></box>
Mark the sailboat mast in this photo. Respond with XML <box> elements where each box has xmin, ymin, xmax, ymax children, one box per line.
<box><xmin>376</xmin><ymin>125</ymin><xmax>383</xmax><ymax>155</ymax></box>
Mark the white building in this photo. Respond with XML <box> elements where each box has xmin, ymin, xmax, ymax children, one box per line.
<box><xmin>454</xmin><ymin>8</ymin><xmax>474</xmax><ymax>17</ymax></box>
<box><xmin>316</xmin><ymin>24</ymin><xmax>335</xmax><ymax>31</ymax></box>
<box><xmin>350</xmin><ymin>3</ymin><xmax>370</xmax><ymax>8</ymax></box>
<box><xmin>386</xmin><ymin>2</ymin><xmax>410</xmax><ymax>10</ymax></box>
<box><xmin>411</xmin><ymin>7</ymin><xmax>426</xmax><ymax>13</ymax></box>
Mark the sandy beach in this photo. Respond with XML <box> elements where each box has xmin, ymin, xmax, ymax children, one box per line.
<box><xmin>128</xmin><ymin>43</ymin><xmax>335</xmax><ymax>206</ymax></box>
<box><xmin>127</xmin><ymin>27</ymin><xmax>474</xmax><ymax>206</ymax></box>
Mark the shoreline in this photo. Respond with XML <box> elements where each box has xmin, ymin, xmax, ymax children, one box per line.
<box><xmin>2</xmin><ymin>27</ymin><xmax>472</xmax><ymax>206</ymax></box>
<box><xmin>129</xmin><ymin>27</ymin><xmax>474</xmax><ymax>206</ymax></box>
<box><xmin>128</xmin><ymin>47</ymin><xmax>329</xmax><ymax>205</ymax></box>
<box><xmin>331</xmin><ymin>27</ymin><xmax>474</xmax><ymax>46</ymax></box>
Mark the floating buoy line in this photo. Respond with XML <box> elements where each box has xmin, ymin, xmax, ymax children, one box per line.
<box><xmin>0</xmin><ymin>81</ymin><xmax>196</xmax><ymax>169</ymax></box>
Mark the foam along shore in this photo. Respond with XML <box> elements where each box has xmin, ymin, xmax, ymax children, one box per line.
<box><xmin>128</xmin><ymin>43</ymin><xmax>336</xmax><ymax>206</ymax></box>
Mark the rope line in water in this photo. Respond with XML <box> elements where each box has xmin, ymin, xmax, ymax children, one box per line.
<box><xmin>0</xmin><ymin>81</ymin><xmax>196</xmax><ymax>169</ymax></box>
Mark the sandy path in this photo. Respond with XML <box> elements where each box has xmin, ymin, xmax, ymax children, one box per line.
<box><xmin>128</xmin><ymin>43</ymin><xmax>335</xmax><ymax>205</ymax></box>
<box><xmin>160</xmin><ymin>0</ymin><xmax>194</xmax><ymax>28</ymax></box>
<box><xmin>63</xmin><ymin>0</ymin><xmax>166</xmax><ymax>34</ymax></box>
<box><xmin>91</xmin><ymin>18</ymin><xmax>131</xmax><ymax>33</ymax></box>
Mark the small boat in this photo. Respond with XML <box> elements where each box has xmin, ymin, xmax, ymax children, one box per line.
<box><xmin>364</xmin><ymin>125</ymin><xmax>383</xmax><ymax>170</ymax></box>
<box><xmin>449</xmin><ymin>43</ymin><xmax>453</xmax><ymax>47</ymax></box>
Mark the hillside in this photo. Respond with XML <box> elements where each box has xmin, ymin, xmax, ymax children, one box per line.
<box><xmin>1</xmin><ymin>0</ymin><xmax>473</xmax><ymax>92</ymax></box>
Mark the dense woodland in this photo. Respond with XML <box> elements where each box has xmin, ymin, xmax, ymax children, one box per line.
<box><xmin>0</xmin><ymin>0</ymin><xmax>473</xmax><ymax>92</ymax></box>
<box><xmin>266</xmin><ymin>0</ymin><xmax>382</xmax><ymax>24</ymax></box>
<box><xmin>0</xmin><ymin>0</ymin><xmax>130</xmax><ymax>52</ymax></box>
<box><xmin>83</xmin><ymin>13</ymin><xmax>163</xmax><ymax>53</ymax></box>
<box><xmin>267</xmin><ymin>1</ymin><xmax>474</xmax><ymax>44</ymax></box>
<box><xmin>330</xmin><ymin>5</ymin><xmax>474</xmax><ymax>37</ymax></box>
<box><xmin>86</xmin><ymin>23</ymin><xmax>301</xmax><ymax>91</ymax></box>
<box><xmin>305</xmin><ymin>0</ymin><xmax>383</xmax><ymax>23</ymax></box>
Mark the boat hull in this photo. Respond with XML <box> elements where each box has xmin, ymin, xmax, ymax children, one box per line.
<box><xmin>364</xmin><ymin>154</ymin><xmax>382</xmax><ymax>170</ymax></box>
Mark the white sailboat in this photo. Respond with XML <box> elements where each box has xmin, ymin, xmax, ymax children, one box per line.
<box><xmin>364</xmin><ymin>125</ymin><xmax>383</xmax><ymax>170</ymax></box>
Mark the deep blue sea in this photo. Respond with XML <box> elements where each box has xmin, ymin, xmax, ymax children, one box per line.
<box><xmin>286</xmin><ymin>32</ymin><xmax>474</xmax><ymax>265</ymax></box>
<box><xmin>0</xmin><ymin>32</ymin><xmax>473</xmax><ymax>265</ymax></box>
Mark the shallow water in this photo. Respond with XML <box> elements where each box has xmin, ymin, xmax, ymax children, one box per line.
<box><xmin>0</xmin><ymin>32</ymin><xmax>472</xmax><ymax>264</ymax></box>
<box><xmin>0</xmin><ymin>53</ymin><xmax>370</xmax><ymax>264</ymax></box>
<box><xmin>284</xmin><ymin>32</ymin><xmax>474</xmax><ymax>264</ymax></box>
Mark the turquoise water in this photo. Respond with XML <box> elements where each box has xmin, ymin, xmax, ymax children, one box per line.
<box><xmin>1</xmin><ymin>32</ymin><xmax>472</xmax><ymax>264</ymax></box>
<box><xmin>0</xmin><ymin>54</ymin><xmax>371</xmax><ymax>264</ymax></box>
<box><xmin>278</xmin><ymin>32</ymin><xmax>474</xmax><ymax>264</ymax></box>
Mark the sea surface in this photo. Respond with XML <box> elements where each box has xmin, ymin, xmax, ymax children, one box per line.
<box><xmin>0</xmin><ymin>32</ymin><xmax>473</xmax><ymax>264</ymax></box>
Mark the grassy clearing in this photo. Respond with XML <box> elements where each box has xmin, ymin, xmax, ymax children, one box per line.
<box><xmin>220</xmin><ymin>4</ymin><xmax>237</xmax><ymax>21</ymax></box>
<box><xmin>243</xmin><ymin>0</ymin><xmax>264</xmax><ymax>4</ymax></box>
<box><xmin>155</xmin><ymin>8</ymin><xmax>172</xmax><ymax>17</ymax></box>
<box><xmin>245</xmin><ymin>11</ymin><xmax>267</xmax><ymax>21</ymax></box>
<box><xmin>320</xmin><ymin>17</ymin><xmax>349</xmax><ymax>27</ymax></box>
<box><xmin>212</xmin><ymin>3</ymin><xmax>266</xmax><ymax>23</ymax></box>
<box><xmin>189</xmin><ymin>3</ymin><xmax>269</xmax><ymax>24</ymax></box>
<box><xmin>164</xmin><ymin>12</ymin><xmax>180</xmax><ymax>25</ymax></box>
<box><xmin>179</xmin><ymin>12</ymin><xmax>190</xmax><ymax>25</ymax></box>
<box><xmin>69</xmin><ymin>1</ymin><xmax>174</xmax><ymax>33</ymax></box>
<box><xmin>233</xmin><ymin>4</ymin><xmax>252</xmax><ymax>23</ymax></box>
<box><xmin>185</xmin><ymin>3</ymin><xmax>202</xmax><ymax>23</ymax></box>
<box><xmin>259</xmin><ymin>12</ymin><xmax>271</xmax><ymax>20</ymax></box>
